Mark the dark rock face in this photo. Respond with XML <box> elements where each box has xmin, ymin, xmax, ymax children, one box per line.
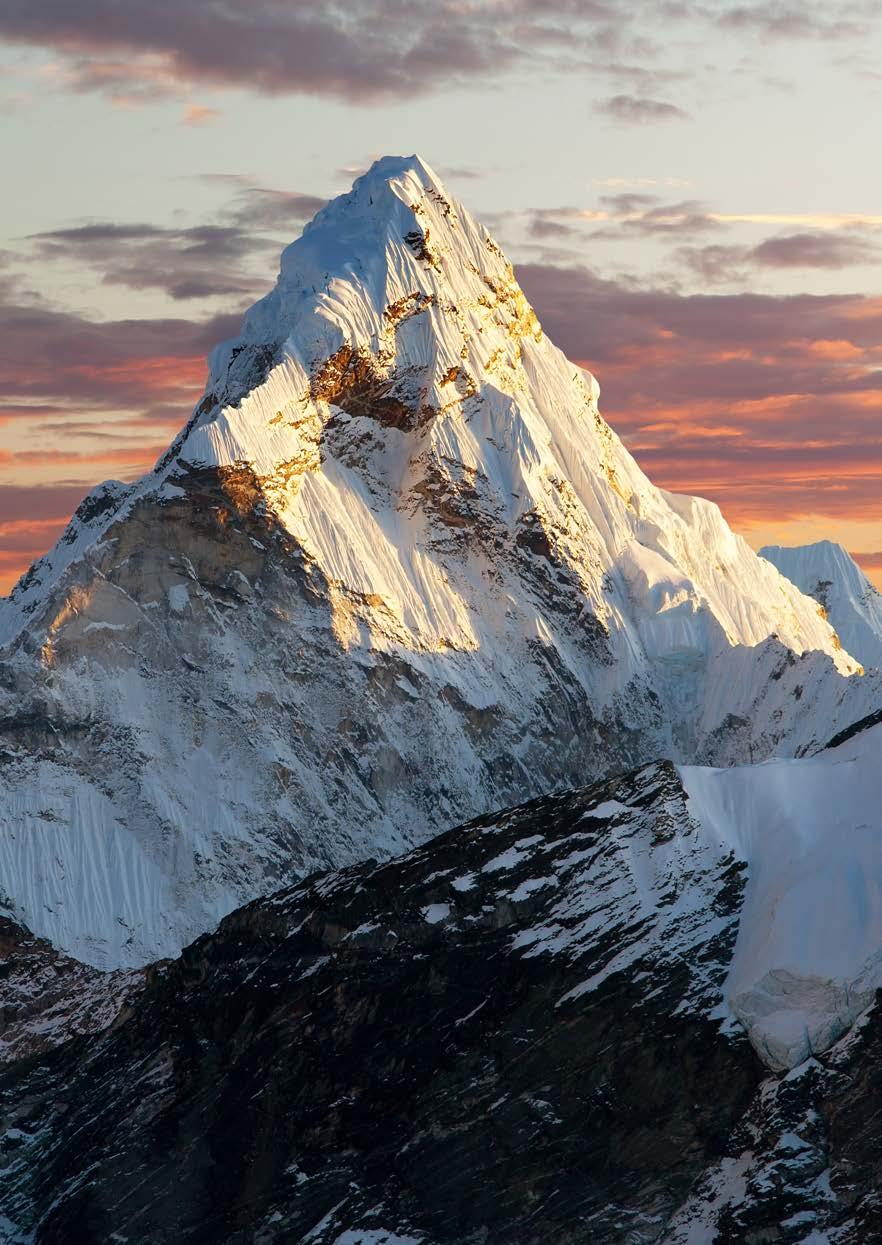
<box><xmin>0</xmin><ymin>763</ymin><xmax>756</xmax><ymax>1242</ymax></box>
<box><xmin>0</xmin><ymin>918</ymin><xmax>136</xmax><ymax>1067</ymax></box>
<box><xmin>1</xmin><ymin>763</ymin><xmax>881</xmax><ymax>1243</ymax></box>
<box><xmin>667</xmin><ymin>1008</ymin><xmax>882</xmax><ymax>1244</ymax></box>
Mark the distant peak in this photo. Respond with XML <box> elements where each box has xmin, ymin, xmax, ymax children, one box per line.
<box><xmin>760</xmin><ymin>540</ymin><xmax>854</xmax><ymax>567</ymax></box>
<box><xmin>762</xmin><ymin>539</ymin><xmax>844</xmax><ymax>556</ymax></box>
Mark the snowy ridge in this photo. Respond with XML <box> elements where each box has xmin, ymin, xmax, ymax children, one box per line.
<box><xmin>762</xmin><ymin>539</ymin><xmax>882</xmax><ymax>672</ymax></box>
<box><xmin>0</xmin><ymin>155</ymin><xmax>880</xmax><ymax>971</ymax></box>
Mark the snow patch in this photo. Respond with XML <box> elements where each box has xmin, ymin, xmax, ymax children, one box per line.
<box><xmin>421</xmin><ymin>903</ymin><xmax>450</xmax><ymax>925</ymax></box>
<box><xmin>482</xmin><ymin>836</ymin><xmax>544</xmax><ymax>873</ymax></box>
<box><xmin>167</xmin><ymin>583</ymin><xmax>190</xmax><ymax>614</ymax></box>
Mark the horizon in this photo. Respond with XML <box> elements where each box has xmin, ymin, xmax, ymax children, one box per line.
<box><xmin>2</xmin><ymin>3</ymin><xmax>882</xmax><ymax>591</ymax></box>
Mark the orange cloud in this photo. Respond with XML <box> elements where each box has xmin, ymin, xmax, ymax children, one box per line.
<box><xmin>808</xmin><ymin>339</ymin><xmax>865</xmax><ymax>360</ymax></box>
<box><xmin>9</xmin><ymin>444</ymin><xmax>166</xmax><ymax>467</ymax></box>
<box><xmin>64</xmin><ymin>355</ymin><xmax>207</xmax><ymax>397</ymax></box>
<box><xmin>181</xmin><ymin>103</ymin><xmax>219</xmax><ymax>126</ymax></box>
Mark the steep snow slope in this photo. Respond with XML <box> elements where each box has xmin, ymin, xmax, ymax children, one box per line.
<box><xmin>683</xmin><ymin>719</ymin><xmax>882</xmax><ymax>1069</ymax></box>
<box><xmin>0</xmin><ymin>155</ymin><xmax>878</xmax><ymax>969</ymax></box>
<box><xmin>762</xmin><ymin>539</ymin><xmax>882</xmax><ymax>671</ymax></box>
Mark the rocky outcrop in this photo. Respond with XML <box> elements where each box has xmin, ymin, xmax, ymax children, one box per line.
<box><xmin>667</xmin><ymin>1010</ymin><xmax>882</xmax><ymax>1243</ymax></box>
<box><xmin>0</xmin><ymin>918</ymin><xmax>137</xmax><ymax>1067</ymax></box>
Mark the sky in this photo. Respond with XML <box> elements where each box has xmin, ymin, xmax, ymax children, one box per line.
<box><xmin>2</xmin><ymin>0</ymin><xmax>882</xmax><ymax>591</ymax></box>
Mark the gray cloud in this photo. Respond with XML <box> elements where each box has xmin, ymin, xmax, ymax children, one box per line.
<box><xmin>0</xmin><ymin>278</ymin><xmax>238</xmax><ymax>408</ymax></box>
<box><xmin>4</xmin><ymin>0</ymin><xmax>858</xmax><ymax>109</ymax></box>
<box><xmin>596</xmin><ymin>94</ymin><xmax>690</xmax><ymax>123</ymax></box>
<box><xmin>525</xmin><ymin>195</ymin><xmax>721</xmax><ymax>248</ymax></box>
<box><xmin>516</xmin><ymin>260</ymin><xmax>882</xmax><ymax>366</ymax></box>
<box><xmin>598</xmin><ymin>192</ymin><xmax>660</xmax><ymax>215</ymax></box>
<box><xmin>675</xmin><ymin>243</ymin><xmax>750</xmax><ymax>283</ymax></box>
<box><xmin>515</xmin><ymin>260</ymin><xmax>882</xmax><ymax>525</ymax></box>
<box><xmin>616</xmin><ymin>199</ymin><xmax>718</xmax><ymax>235</ymax></box>
<box><xmin>28</xmin><ymin>221</ymin><xmax>268</xmax><ymax>301</ymax></box>
<box><xmin>0</xmin><ymin>483</ymin><xmax>101</xmax><ymax>525</ymax></box>
<box><xmin>528</xmin><ymin>214</ymin><xmax>583</xmax><ymax>241</ymax></box>
<box><xmin>0</xmin><ymin>1</ymin><xmax>533</xmax><ymax>104</ymax></box>
<box><xmin>717</xmin><ymin>2</ymin><xmax>871</xmax><ymax>41</ymax></box>
<box><xmin>751</xmin><ymin>231</ymin><xmax>881</xmax><ymax>269</ymax></box>
<box><xmin>26</xmin><ymin>182</ymin><xmax>327</xmax><ymax>301</ymax></box>
<box><xmin>675</xmin><ymin>231</ymin><xmax>882</xmax><ymax>283</ymax></box>
<box><xmin>1</xmin><ymin>1</ymin><xmax>871</xmax><ymax>113</ymax></box>
<box><xmin>223</xmin><ymin>187</ymin><xmax>328</xmax><ymax>232</ymax></box>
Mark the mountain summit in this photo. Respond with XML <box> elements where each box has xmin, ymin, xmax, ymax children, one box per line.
<box><xmin>0</xmin><ymin>155</ymin><xmax>878</xmax><ymax>968</ymax></box>
<box><xmin>762</xmin><ymin>539</ymin><xmax>882</xmax><ymax>672</ymax></box>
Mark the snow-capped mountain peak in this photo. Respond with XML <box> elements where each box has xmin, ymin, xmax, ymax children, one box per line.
<box><xmin>0</xmin><ymin>156</ymin><xmax>879</xmax><ymax>970</ymax></box>
<box><xmin>762</xmin><ymin>539</ymin><xmax>882</xmax><ymax>671</ymax></box>
<box><xmin>162</xmin><ymin>154</ymin><xmax>861</xmax><ymax>672</ymax></box>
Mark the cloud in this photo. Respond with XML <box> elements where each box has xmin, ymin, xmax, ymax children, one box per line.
<box><xmin>529</xmin><ymin>215</ymin><xmax>582</xmax><ymax>241</ymax></box>
<box><xmin>0</xmin><ymin>494</ymin><xmax>95</xmax><ymax>527</ymax></box>
<box><xmin>9</xmin><ymin>444</ymin><xmax>167</xmax><ymax>467</ymax></box>
<box><xmin>750</xmin><ymin>231</ymin><xmax>881</xmax><ymax>269</ymax></box>
<box><xmin>524</xmin><ymin>198</ymin><xmax>882</xmax><ymax>258</ymax></box>
<box><xmin>713</xmin><ymin>212</ymin><xmax>882</xmax><ymax>229</ymax></box>
<box><xmin>25</xmin><ymin>181</ymin><xmax>327</xmax><ymax>301</ymax></box>
<box><xmin>0</xmin><ymin>1</ymin><xmax>529</xmax><ymax>104</ymax></box>
<box><xmin>27</xmin><ymin>220</ymin><xmax>267</xmax><ymax>301</ymax></box>
<box><xmin>598</xmin><ymin>192</ymin><xmax>659</xmax><ymax>216</ymax></box>
<box><xmin>0</xmin><ymin>503</ymin><xmax>94</xmax><ymax>592</ymax></box>
<box><xmin>222</xmin><ymin>187</ymin><xmax>327</xmax><ymax>231</ymax></box>
<box><xmin>181</xmin><ymin>102</ymin><xmax>218</xmax><ymax>126</ymax></box>
<box><xmin>2</xmin><ymin>0</ymin><xmax>876</xmax><ymax>113</ymax></box>
<box><xmin>676</xmin><ymin>244</ymin><xmax>750</xmax><ymax>283</ymax></box>
<box><xmin>852</xmin><ymin>550</ymin><xmax>882</xmax><ymax>572</ymax></box>
<box><xmin>523</xmin><ymin>196</ymin><xmax>721</xmax><ymax>249</ymax></box>
<box><xmin>0</xmin><ymin>280</ymin><xmax>236</xmax><ymax>410</ymax></box>
<box><xmin>676</xmin><ymin>230</ymin><xmax>882</xmax><ymax>283</ymax></box>
<box><xmin>0</xmin><ymin>278</ymin><xmax>230</xmax><ymax>587</ymax></box>
<box><xmin>596</xmin><ymin>94</ymin><xmax>689</xmax><ymax>123</ymax></box>
<box><xmin>609</xmin><ymin>199</ymin><xmax>719</xmax><ymax>236</ymax></box>
<box><xmin>717</xmin><ymin>3</ymin><xmax>871</xmax><ymax>41</ymax></box>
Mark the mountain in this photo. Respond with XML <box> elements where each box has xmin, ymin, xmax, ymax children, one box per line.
<box><xmin>4</xmin><ymin>721</ymin><xmax>882</xmax><ymax>1244</ymax></box>
<box><xmin>762</xmin><ymin>540</ymin><xmax>882</xmax><ymax>671</ymax></box>
<box><xmin>0</xmin><ymin>155</ymin><xmax>878</xmax><ymax>971</ymax></box>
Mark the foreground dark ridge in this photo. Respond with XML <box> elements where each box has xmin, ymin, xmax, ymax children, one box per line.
<box><xmin>3</xmin><ymin>759</ymin><xmax>882</xmax><ymax>1244</ymax></box>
